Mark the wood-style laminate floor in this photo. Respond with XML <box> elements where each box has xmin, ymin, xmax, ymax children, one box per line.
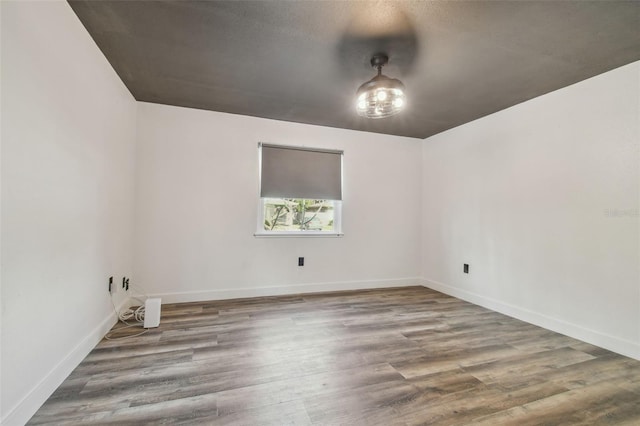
<box><xmin>29</xmin><ymin>286</ymin><xmax>640</xmax><ymax>425</ymax></box>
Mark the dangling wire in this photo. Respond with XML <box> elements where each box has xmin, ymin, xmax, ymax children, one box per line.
<box><xmin>105</xmin><ymin>288</ymin><xmax>150</xmax><ymax>340</ymax></box>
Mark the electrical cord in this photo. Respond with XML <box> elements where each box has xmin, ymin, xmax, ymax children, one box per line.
<box><xmin>116</xmin><ymin>297</ymin><xmax>146</xmax><ymax>324</ymax></box>
<box><xmin>106</xmin><ymin>286</ymin><xmax>150</xmax><ymax>340</ymax></box>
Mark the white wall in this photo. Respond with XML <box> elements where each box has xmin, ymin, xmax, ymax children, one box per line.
<box><xmin>1</xmin><ymin>2</ymin><xmax>137</xmax><ymax>424</ymax></box>
<box><xmin>421</xmin><ymin>61</ymin><xmax>640</xmax><ymax>359</ymax></box>
<box><xmin>134</xmin><ymin>103</ymin><xmax>422</xmax><ymax>302</ymax></box>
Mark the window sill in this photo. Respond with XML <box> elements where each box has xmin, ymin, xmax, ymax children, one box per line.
<box><xmin>254</xmin><ymin>231</ymin><xmax>344</xmax><ymax>238</ymax></box>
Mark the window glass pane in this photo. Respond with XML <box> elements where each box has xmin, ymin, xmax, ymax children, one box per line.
<box><xmin>263</xmin><ymin>198</ymin><xmax>335</xmax><ymax>232</ymax></box>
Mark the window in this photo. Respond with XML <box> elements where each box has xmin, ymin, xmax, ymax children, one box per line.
<box><xmin>256</xmin><ymin>143</ymin><xmax>343</xmax><ymax>236</ymax></box>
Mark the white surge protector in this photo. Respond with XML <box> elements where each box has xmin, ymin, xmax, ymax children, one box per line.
<box><xmin>144</xmin><ymin>297</ymin><xmax>162</xmax><ymax>328</ymax></box>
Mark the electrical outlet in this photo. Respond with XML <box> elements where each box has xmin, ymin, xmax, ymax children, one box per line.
<box><xmin>108</xmin><ymin>276</ymin><xmax>113</xmax><ymax>293</ymax></box>
<box><xmin>464</xmin><ymin>264</ymin><xmax>469</xmax><ymax>274</ymax></box>
<box><xmin>298</xmin><ymin>257</ymin><xmax>304</xmax><ymax>266</ymax></box>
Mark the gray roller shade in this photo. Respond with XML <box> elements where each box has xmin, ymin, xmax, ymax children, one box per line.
<box><xmin>260</xmin><ymin>144</ymin><xmax>343</xmax><ymax>200</ymax></box>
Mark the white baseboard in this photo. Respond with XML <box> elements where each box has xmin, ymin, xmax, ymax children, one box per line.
<box><xmin>421</xmin><ymin>278</ymin><xmax>640</xmax><ymax>361</ymax></box>
<box><xmin>148</xmin><ymin>277</ymin><xmax>422</xmax><ymax>304</ymax></box>
<box><xmin>2</xmin><ymin>297</ymin><xmax>129</xmax><ymax>426</ymax></box>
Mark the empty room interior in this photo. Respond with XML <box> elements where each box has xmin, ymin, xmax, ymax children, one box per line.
<box><xmin>2</xmin><ymin>1</ymin><xmax>640</xmax><ymax>425</ymax></box>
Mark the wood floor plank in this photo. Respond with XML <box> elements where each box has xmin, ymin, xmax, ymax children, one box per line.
<box><xmin>469</xmin><ymin>383</ymin><xmax>640</xmax><ymax>425</ymax></box>
<box><xmin>28</xmin><ymin>286</ymin><xmax>640</xmax><ymax>425</ymax></box>
<box><xmin>190</xmin><ymin>399</ymin><xmax>312</xmax><ymax>426</ymax></box>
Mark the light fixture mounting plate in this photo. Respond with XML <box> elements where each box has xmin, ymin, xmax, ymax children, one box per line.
<box><xmin>370</xmin><ymin>54</ymin><xmax>389</xmax><ymax>69</ymax></box>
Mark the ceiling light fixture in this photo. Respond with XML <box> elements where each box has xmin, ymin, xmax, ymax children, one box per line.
<box><xmin>356</xmin><ymin>53</ymin><xmax>406</xmax><ymax>119</ymax></box>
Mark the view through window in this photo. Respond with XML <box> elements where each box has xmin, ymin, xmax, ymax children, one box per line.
<box><xmin>263</xmin><ymin>198</ymin><xmax>336</xmax><ymax>232</ymax></box>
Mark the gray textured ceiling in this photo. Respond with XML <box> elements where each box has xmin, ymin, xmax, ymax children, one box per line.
<box><xmin>68</xmin><ymin>1</ymin><xmax>640</xmax><ymax>139</ymax></box>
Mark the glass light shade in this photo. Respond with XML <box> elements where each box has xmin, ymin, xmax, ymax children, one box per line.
<box><xmin>356</xmin><ymin>74</ymin><xmax>406</xmax><ymax>119</ymax></box>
